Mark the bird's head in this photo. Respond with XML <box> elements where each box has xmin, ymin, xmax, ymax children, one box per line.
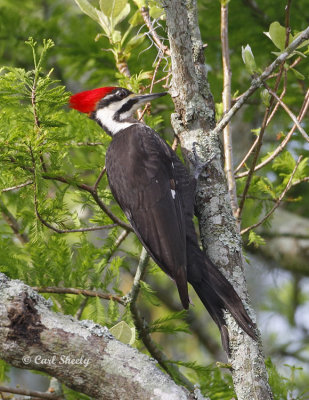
<box><xmin>69</xmin><ymin>86</ymin><xmax>167</xmax><ymax>136</ymax></box>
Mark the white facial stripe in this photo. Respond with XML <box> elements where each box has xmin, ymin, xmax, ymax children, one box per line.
<box><xmin>119</xmin><ymin>102</ymin><xmax>140</xmax><ymax>121</ymax></box>
<box><xmin>95</xmin><ymin>94</ymin><xmax>138</xmax><ymax>135</ymax></box>
<box><xmin>96</xmin><ymin>102</ymin><xmax>137</xmax><ymax>135</ymax></box>
<box><xmin>104</xmin><ymin>94</ymin><xmax>135</xmax><ymax>113</ymax></box>
<box><xmin>96</xmin><ymin>107</ymin><xmax>136</xmax><ymax>135</ymax></box>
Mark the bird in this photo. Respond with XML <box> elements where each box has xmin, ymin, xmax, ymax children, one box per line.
<box><xmin>69</xmin><ymin>86</ymin><xmax>257</xmax><ymax>353</ymax></box>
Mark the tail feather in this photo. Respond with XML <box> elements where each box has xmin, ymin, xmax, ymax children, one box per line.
<box><xmin>187</xmin><ymin>248</ymin><xmax>257</xmax><ymax>353</ymax></box>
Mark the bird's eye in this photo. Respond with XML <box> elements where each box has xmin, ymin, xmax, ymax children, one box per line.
<box><xmin>116</xmin><ymin>89</ymin><xmax>127</xmax><ymax>98</ymax></box>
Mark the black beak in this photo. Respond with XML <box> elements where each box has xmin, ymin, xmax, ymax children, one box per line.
<box><xmin>133</xmin><ymin>92</ymin><xmax>167</xmax><ymax>105</ymax></box>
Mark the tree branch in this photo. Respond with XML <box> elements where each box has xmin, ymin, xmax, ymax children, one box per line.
<box><xmin>263</xmin><ymin>83</ymin><xmax>309</xmax><ymax>142</ymax></box>
<box><xmin>0</xmin><ymin>385</ymin><xmax>60</xmax><ymax>400</ymax></box>
<box><xmin>0</xmin><ymin>273</ymin><xmax>196</xmax><ymax>400</ymax></box>
<box><xmin>235</xmin><ymin>5</ymin><xmax>296</xmax><ymax>219</ymax></box>
<box><xmin>0</xmin><ymin>200</ymin><xmax>29</xmax><ymax>244</ymax></box>
<box><xmin>221</xmin><ymin>1</ymin><xmax>238</xmax><ymax>217</ymax></box>
<box><xmin>140</xmin><ymin>7</ymin><xmax>171</xmax><ymax>56</ymax></box>
<box><xmin>235</xmin><ymin>88</ymin><xmax>309</xmax><ymax>178</ymax></box>
<box><xmin>125</xmin><ymin>248</ymin><xmax>195</xmax><ymax>392</ymax></box>
<box><xmin>33</xmin><ymin>286</ymin><xmax>125</xmax><ymax>305</ymax></box>
<box><xmin>164</xmin><ymin>1</ymin><xmax>273</xmax><ymax>398</ymax></box>
<box><xmin>35</xmin><ymin>206</ymin><xmax>118</xmax><ymax>234</ymax></box>
<box><xmin>241</xmin><ymin>155</ymin><xmax>303</xmax><ymax>235</ymax></box>
<box><xmin>212</xmin><ymin>25</ymin><xmax>309</xmax><ymax>136</ymax></box>
<box><xmin>1</xmin><ymin>180</ymin><xmax>33</xmax><ymax>192</ymax></box>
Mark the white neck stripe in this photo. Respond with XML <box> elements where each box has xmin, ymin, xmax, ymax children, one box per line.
<box><xmin>96</xmin><ymin>107</ymin><xmax>136</xmax><ymax>135</ymax></box>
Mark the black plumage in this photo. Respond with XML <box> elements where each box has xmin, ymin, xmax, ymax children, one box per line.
<box><xmin>106</xmin><ymin>123</ymin><xmax>256</xmax><ymax>353</ymax></box>
<box><xmin>70</xmin><ymin>86</ymin><xmax>257</xmax><ymax>353</ymax></box>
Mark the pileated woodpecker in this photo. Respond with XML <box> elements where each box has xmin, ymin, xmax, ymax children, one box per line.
<box><xmin>69</xmin><ymin>86</ymin><xmax>256</xmax><ymax>352</ymax></box>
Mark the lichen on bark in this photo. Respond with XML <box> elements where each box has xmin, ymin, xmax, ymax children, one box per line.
<box><xmin>164</xmin><ymin>1</ymin><xmax>274</xmax><ymax>399</ymax></box>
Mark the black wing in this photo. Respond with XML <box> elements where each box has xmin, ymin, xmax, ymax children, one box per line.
<box><xmin>105</xmin><ymin>124</ymin><xmax>189</xmax><ymax>308</ymax></box>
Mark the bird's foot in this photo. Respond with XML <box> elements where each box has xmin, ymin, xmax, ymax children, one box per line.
<box><xmin>190</xmin><ymin>142</ymin><xmax>216</xmax><ymax>180</ymax></box>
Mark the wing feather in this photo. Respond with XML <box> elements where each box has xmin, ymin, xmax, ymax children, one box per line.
<box><xmin>106</xmin><ymin>124</ymin><xmax>189</xmax><ymax>307</ymax></box>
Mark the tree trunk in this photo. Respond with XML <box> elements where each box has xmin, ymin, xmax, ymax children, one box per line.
<box><xmin>0</xmin><ymin>273</ymin><xmax>199</xmax><ymax>400</ymax></box>
<box><xmin>164</xmin><ymin>1</ymin><xmax>273</xmax><ymax>399</ymax></box>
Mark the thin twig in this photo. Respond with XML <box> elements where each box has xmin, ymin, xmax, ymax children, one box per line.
<box><xmin>236</xmin><ymin>88</ymin><xmax>309</xmax><ymax>178</ymax></box>
<box><xmin>34</xmin><ymin>286</ymin><xmax>125</xmax><ymax>305</ymax></box>
<box><xmin>31</xmin><ymin>72</ymin><xmax>48</xmax><ymax>173</ymax></box>
<box><xmin>144</xmin><ymin>72</ymin><xmax>172</xmax><ymax>89</ymax></box>
<box><xmin>41</xmin><ymin>174</ymin><xmax>132</xmax><ymax>231</ymax></box>
<box><xmin>241</xmin><ymin>155</ymin><xmax>302</xmax><ymax>235</ymax></box>
<box><xmin>0</xmin><ymin>386</ymin><xmax>60</xmax><ymax>400</ymax></box>
<box><xmin>68</xmin><ymin>142</ymin><xmax>105</xmax><ymax>146</ymax></box>
<box><xmin>260</xmin><ymin>55</ymin><xmax>301</xmax><ymax>81</ymax></box>
<box><xmin>266</xmin><ymin>69</ymin><xmax>287</xmax><ymax>125</ymax></box>
<box><xmin>263</xmin><ymin>83</ymin><xmax>309</xmax><ymax>142</ymax></box>
<box><xmin>0</xmin><ymin>200</ymin><xmax>29</xmax><ymax>244</ymax></box>
<box><xmin>90</xmin><ymin>189</ymin><xmax>133</xmax><ymax>231</ymax></box>
<box><xmin>291</xmin><ymin>176</ymin><xmax>309</xmax><ymax>187</ymax></box>
<box><xmin>140</xmin><ymin>7</ymin><xmax>170</xmax><ymax>56</ymax></box>
<box><xmin>235</xmin><ymin>70</ymin><xmax>287</xmax><ymax>175</ymax></box>
<box><xmin>139</xmin><ymin>56</ymin><xmax>163</xmax><ymax>121</ymax></box>
<box><xmin>212</xmin><ymin>25</ymin><xmax>309</xmax><ymax>136</ymax></box>
<box><xmin>236</xmin><ymin>109</ymin><xmax>269</xmax><ymax>220</ymax></box>
<box><xmin>6</xmin><ymin>154</ymin><xmax>131</xmax><ymax>232</ymax></box>
<box><xmin>235</xmin><ymin>70</ymin><xmax>286</xmax><ymax>176</ymax></box>
<box><xmin>35</xmin><ymin>212</ymin><xmax>118</xmax><ymax>234</ymax></box>
<box><xmin>75</xmin><ymin>297</ymin><xmax>88</xmax><ymax>320</ymax></box>
<box><xmin>126</xmin><ymin>248</ymin><xmax>195</xmax><ymax>391</ymax></box>
<box><xmin>104</xmin><ymin>229</ymin><xmax>130</xmax><ymax>264</ymax></box>
<box><xmin>235</xmin><ymin>1</ymin><xmax>293</xmax><ymax>174</ymax></box>
<box><xmin>124</xmin><ymin>247</ymin><xmax>149</xmax><ymax>304</ymax></box>
<box><xmin>235</xmin><ymin>6</ymin><xmax>297</xmax><ymax>219</ymax></box>
<box><xmin>29</xmin><ymin>148</ymin><xmax>120</xmax><ymax>234</ymax></box>
<box><xmin>1</xmin><ymin>180</ymin><xmax>33</xmax><ymax>192</ymax></box>
<box><xmin>221</xmin><ymin>1</ymin><xmax>238</xmax><ymax>217</ymax></box>
<box><xmin>73</xmin><ymin>229</ymin><xmax>130</xmax><ymax>319</ymax></box>
<box><xmin>94</xmin><ymin>166</ymin><xmax>106</xmax><ymax>191</ymax></box>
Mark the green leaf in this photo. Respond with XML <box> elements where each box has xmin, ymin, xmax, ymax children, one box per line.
<box><xmin>272</xmin><ymin>151</ymin><xmax>295</xmax><ymax>174</ymax></box>
<box><xmin>264</xmin><ymin>22</ymin><xmax>293</xmax><ymax>51</ymax></box>
<box><xmin>260</xmin><ymin>88</ymin><xmax>271</xmax><ymax>107</ymax></box>
<box><xmin>257</xmin><ymin>178</ymin><xmax>276</xmax><ymax>199</ymax></box>
<box><xmin>293</xmin><ymin>157</ymin><xmax>309</xmax><ymax>182</ymax></box>
<box><xmin>108</xmin><ymin>299</ymin><xmax>120</xmax><ymax>324</ymax></box>
<box><xmin>251</xmin><ymin>128</ymin><xmax>261</xmax><ymax>136</ymax></box>
<box><xmin>291</xmin><ymin>68</ymin><xmax>305</xmax><ymax>80</ymax></box>
<box><xmin>139</xmin><ymin>280</ymin><xmax>160</xmax><ymax>306</ymax></box>
<box><xmin>99</xmin><ymin>0</ymin><xmax>130</xmax><ymax>28</ymax></box>
<box><xmin>149</xmin><ymin>5</ymin><xmax>164</xmax><ymax>19</ymax></box>
<box><xmin>241</xmin><ymin>44</ymin><xmax>257</xmax><ymax>74</ymax></box>
<box><xmin>111</xmin><ymin>30</ymin><xmax>122</xmax><ymax>43</ymax></box>
<box><xmin>132</xmin><ymin>0</ymin><xmax>146</xmax><ymax>7</ymax></box>
<box><xmin>125</xmin><ymin>34</ymin><xmax>145</xmax><ymax>53</ymax></box>
<box><xmin>129</xmin><ymin>10</ymin><xmax>144</xmax><ymax>26</ymax></box>
<box><xmin>74</xmin><ymin>0</ymin><xmax>100</xmax><ymax>24</ymax></box>
<box><xmin>110</xmin><ymin>321</ymin><xmax>136</xmax><ymax>345</ymax></box>
<box><xmin>152</xmin><ymin>310</ymin><xmax>188</xmax><ymax>325</ymax></box>
<box><xmin>248</xmin><ymin>231</ymin><xmax>266</xmax><ymax>247</ymax></box>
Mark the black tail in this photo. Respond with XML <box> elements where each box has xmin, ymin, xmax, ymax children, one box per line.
<box><xmin>187</xmin><ymin>244</ymin><xmax>257</xmax><ymax>353</ymax></box>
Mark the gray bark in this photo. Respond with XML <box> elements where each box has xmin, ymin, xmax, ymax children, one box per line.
<box><xmin>0</xmin><ymin>273</ymin><xmax>200</xmax><ymax>400</ymax></box>
<box><xmin>164</xmin><ymin>1</ymin><xmax>273</xmax><ymax>399</ymax></box>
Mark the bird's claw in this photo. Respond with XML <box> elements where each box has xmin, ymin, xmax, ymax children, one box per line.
<box><xmin>190</xmin><ymin>142</ymin><xmax>216</xmax><ymax>180</ymax></box>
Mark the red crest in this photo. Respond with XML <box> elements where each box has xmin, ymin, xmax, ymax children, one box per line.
<box><xmin>69</xmin><ymin>87</ymin><xmax>116</xmax><ymax>113</ymax></box>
